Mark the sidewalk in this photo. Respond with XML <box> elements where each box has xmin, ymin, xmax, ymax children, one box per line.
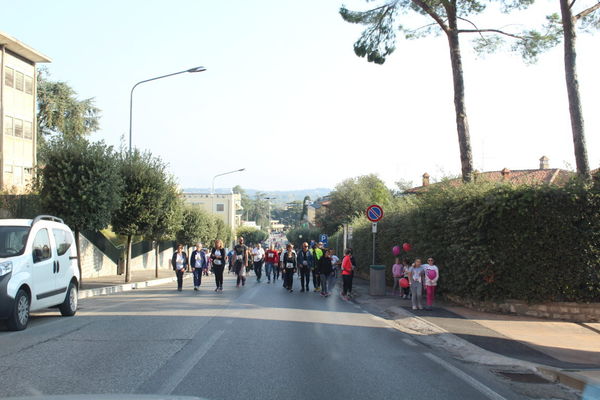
<box><xmin>79</xmin><ymin>269</ymin><xmax>190</xmax><ymax>299</ymax></box>
<box><xmin>349</xmin><ymin>277</ymin><xmax>600</xmax><ymax>393</ymax></box>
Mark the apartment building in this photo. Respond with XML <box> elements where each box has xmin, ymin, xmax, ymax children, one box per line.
<box><xmin>0</xmin><ymin>31</ymin><xmax>51</xmax><ymax>191</ymax></box>
<box><xmin>182</xmin><ymin>192</ymin><xmax>243</xmax><ymax>233</ymax></box>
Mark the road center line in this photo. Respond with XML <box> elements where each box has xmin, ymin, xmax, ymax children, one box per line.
<box><xmin>424</xmin><ymin>353</ymin><xmax>507</xmax><ymax>400</ymax></box>
<box><xmin>158</xmin><ymin>329</ymin><xmax>224</xmax><ymax>395</ymax></box>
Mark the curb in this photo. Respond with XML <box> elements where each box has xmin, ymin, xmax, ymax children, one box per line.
<box><xmin>352</xmin><ymin>290</ymin><xmax>596</xmax><ymax>394</ymax></box>
<box><xmin>78</xmin><ymin>274</ymin><xmax>192</xmax><ymax>300</ymax></box>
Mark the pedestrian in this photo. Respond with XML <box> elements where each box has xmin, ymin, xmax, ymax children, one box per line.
<box><xmin>210</xmin><ymin>239</ymin><xmax>226</xmax><ymax>292</ymax></box>
<box><xmin>252</xmin><ymin>243</ymin><xmax>265</xmax><ymax>283</ymax></box>
<box><xmin>408</xmin><ymin>258</ymin><xmax>425</xmax><ymax>310</ymax></box>
<box><xmin>423</xmin><ymin>257</ymin><xmax>439</xmax><ymax>310</ymax></box>
<box><xmin>401</xmin><ymin>258</ymin><xmax>411</xmax><ymax>299</ymax></box>
<box><xmin>227</xmin><ymin>248</ymin><xmax>235</xmax><ymax>274</ymax></box>
<box><xmin>329</xmin><ymin>248</ymin><xmax>341</xmax><ymax>294</ymax></box>
<box><xmin>190</xmin><ymin>242</ymin><xmax>208</xmax><ymax>291</ymax></box>
<box><xmin>392</xmin><ymin>257</ymin><xmax>403</xmax><ymax>296</ymax></box>
<box><xmin>279</xmin><ymin>247</ymin><xmax>287</xmax><ymax>287</ymax></box>
<box><xmin>341</xmin><ymin>249</ymin><xmax>353</xmax><ymax>300</ymax></box>
<box><xmin>318</xmin><ymin>249</ymin><xmax>333</xmax><ymax>297</ymax></box>
<box><xmin>311</xmin><ymin>242</ymin><xmax>324</xmax><ymax>292</ymax></box>
<box><xmin>264</xmin><ymin>244</ymin><xmax>278</xmax><ymax>284</ymax></box>
<box><xmin>297</xmin><ymin>242</ymin><xmax>314</xmax><ymax>292</ymax></box>
<box><xmin>347</xmin><ymin>248</ymin><xmax>356</xmax><ymax>298</ymax></box>
<box><xmin>282</xmin><ymin>244</ymin><xmax>297</xmax><ymax>292</ymax></box>
<box><xmin>233</xmin><ymin>237</ymin><xmax>248</xmax><ymax>287</ymax></box>
<box><xmin>172</xmin><ymin>244</ymin><xmax>188</xmax><ymax>292</ymax></box>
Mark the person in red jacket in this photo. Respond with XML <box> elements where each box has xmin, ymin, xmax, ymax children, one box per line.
<box><xmin>264</xmin><ymin>244</ymin><xmax>279</xmax><ymax>284</ymax></box>
<box><xmin>341</xmin><ymin>248</ymin><xmax>353</xmax><ymax>300</ymax></box>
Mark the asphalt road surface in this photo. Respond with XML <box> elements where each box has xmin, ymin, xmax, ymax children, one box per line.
<box><xmin>0</xmin><ymin>273</ymin><xmax>562</xmax><ymax>399</ymax></box>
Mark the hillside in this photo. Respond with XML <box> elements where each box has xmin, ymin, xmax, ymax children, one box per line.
<box><xmin>183</xmin><ymin>188</ymin><xmax>331</xmax><ymax>205</ymax></box>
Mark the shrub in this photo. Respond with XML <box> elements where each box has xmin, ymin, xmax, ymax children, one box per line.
<box><xmin>344</xmin><ymin>180</ymin><xmax>600</xmax><ymax>303</ymax></box>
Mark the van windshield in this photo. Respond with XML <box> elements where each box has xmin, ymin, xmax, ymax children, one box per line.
<box><xmin>0</xmin><ymin>226</ymin><xmax>30</xmax><ymax>258</ymax></box>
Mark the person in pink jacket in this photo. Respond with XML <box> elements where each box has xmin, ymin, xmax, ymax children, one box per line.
<box><xmin>391</xmin><ymin>257</ymin><xmax>403</xmax><ymax>296</ymax></box>
<box><xmin>423</xmin><ymin>257</ymin><xmax>440</xmax><ymax>310</ymax></box>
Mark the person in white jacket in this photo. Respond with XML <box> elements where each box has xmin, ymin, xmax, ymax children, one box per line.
<box><xmin>423</xmin><ymin>257</ymin><xmax>439</xmax><ymax>310</ymax></box>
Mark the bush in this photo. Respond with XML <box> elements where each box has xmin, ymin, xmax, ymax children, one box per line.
<box><xmin>235</xmin><ymin>227</ymin><xmax>268</xmax><ymax>246</ymax></box>
<box><xmin>345</xmin><ymin>180</ymin><xmax>600</xmax><ymax>303</ymax></box>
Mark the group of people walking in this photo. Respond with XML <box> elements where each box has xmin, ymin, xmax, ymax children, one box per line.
<box><xmin>171</xmin><ymin>237</ymin><xmax>357</xmax><ymax>300</ymax></box>
<box><xmin>391</xmin><ymin>256</ymin><xmax>439</xmax><ymax>310</ymax></box>
<box><xmin>172</xmin><ymin>237</ymin><xmax>440</xmax><ymax>311</ymax></box>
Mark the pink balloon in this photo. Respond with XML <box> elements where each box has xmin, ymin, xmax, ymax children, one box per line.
<box><xmin>402</xmin><ymin>243</ymin><xmax>412</xmax><ymax>252</ymax></box>
<box><xmin>400</xmin><ymin>278</ymin><xmax>410</xmax><ymax>288</ymax></box>
<box><xmin>392</xmin><ymin>245</ymin><xmax>401</xmax><ymax>256</ymax></box>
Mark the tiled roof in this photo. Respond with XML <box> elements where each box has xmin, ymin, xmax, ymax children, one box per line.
<box><xmin>407</xmin><ymin>168</ymin><xmax>574</xmax><ymax>193</ymax></box>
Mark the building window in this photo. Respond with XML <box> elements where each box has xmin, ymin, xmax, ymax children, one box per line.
<box><xmin>15</xmin><ymin>71</ymin><xmax>24</xmax><ymax>91</ymax></box>
<box><xmin>4</xmin><ymin>165</ymin><xmax>13</xmax><ymax>174</ymax></box>
<box><xmin>4</xmin><ymin>116</ymin><xmax>13</xmax><ymax>136</ymax></box>
<box><xmin>4</xmin><ymin>67</ymin><xmax>14</xmax><ymax>87</ymax></box>
<box><xmin>23</xmin><ymin>121</ymin><xmax>32</xmax><ymax>139</ymax></box>
<box><xmin>216</xmin><ymin>204</ymin><xmax>225</xmax><ymax>212</ymax></box>
<box><xmin>14</xmin><ymin>119</ymin><xmax>23</xmax><ymax>138</ymax></box>
<box><xmin>24</xmin><ymin>76</ymin><xmax>33</xmax><ymax>95</ymax></box>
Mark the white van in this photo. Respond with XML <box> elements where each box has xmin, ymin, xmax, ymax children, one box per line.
<box><xmin>0</xmin><ymin>215</ymin><xmax>79</xmax><ymax>331</ymax></box>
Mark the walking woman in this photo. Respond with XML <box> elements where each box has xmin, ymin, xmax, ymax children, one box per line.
<box><xmin>172</xmin><ymin>244</ymin><xmax>188</xmax><ymax>291</ymax></box>
<box><xmin>341</xmin><ymin>249</ymin><xmax>353</xmax><ymax>300</ymax></box>
<box><xmin>318</xmin><ymin>249</ymin><xmax>333</xmax><ymax>297</ymax></box>
<box><xmin>282</xmin><ymin>243</ymin><xmax>297</xmax><ymax>292</ymax></box>
<box><xmin>210</xmin><ymin>239</ymin><xmax>226</xmax><ymax>292</ymax></box>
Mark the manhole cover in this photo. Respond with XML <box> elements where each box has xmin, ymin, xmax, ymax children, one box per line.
<box><xmin>494</xmin><ymin>371</ymin><xmax>550</xmax><ymax>384</ymax></box>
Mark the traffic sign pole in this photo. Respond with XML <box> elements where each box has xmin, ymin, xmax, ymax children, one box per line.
<box><xmin>366</xmin><ymin>205</ymin><xmax>384</xmax><ymax>265</ymax></box>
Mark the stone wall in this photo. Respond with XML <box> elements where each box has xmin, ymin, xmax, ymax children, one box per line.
<box><xmin>79</xmin><ymin>233</ymin><xmax>117</xmax><ymax>278</ymax></box>
<box><xmin>79</xmin><ymin>234</ymin><xmax>173</xmax><ymax>279</ymax></box>
<box><xmin>446</xmin><ymin>294</ymin><xmax>600</xmax><ymax>323</ymax></box>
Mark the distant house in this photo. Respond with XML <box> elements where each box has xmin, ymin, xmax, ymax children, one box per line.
<box><xmin>306</xmin><ymin>196</ymin><xmax>331</xmax><ymax>227</ymax></box>
<box><xmin>407</xmin><ymin>156</ymin><xmax>574</xmax><ymax>194</ymax></box>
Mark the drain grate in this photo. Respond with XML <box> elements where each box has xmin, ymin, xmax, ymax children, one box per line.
<box><xmin>494</xmin><ymin>371</ymin><xmax>550</xmax><ymax>384</ymax></box>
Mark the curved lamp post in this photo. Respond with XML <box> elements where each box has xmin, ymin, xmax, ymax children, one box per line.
<box><xmin>129</xmin><ymin>66</ymin><xmax>206</xmax><ymax>153</ymax></box>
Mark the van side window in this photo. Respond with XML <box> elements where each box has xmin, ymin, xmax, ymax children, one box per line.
<box><xmin>32</xmin><ymin>229</ymin><xmax>52</xmax><ymax>263</ymax></box>
<box><xmin>52</xmin><ymin>229</ymin><xmax>72</xmax><ymax>256</ymax></box>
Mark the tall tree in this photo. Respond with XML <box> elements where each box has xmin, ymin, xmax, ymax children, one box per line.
<box><xmin>317</xmin><ymin>174</ymin><xmax>392</xmax><ymax>234</ymax></box>
<box><xmin>176</xmin><ymin>207</ymin><xmax>207</xmax><ymax>248</ymax></box>
<box><xmin>37</xmin><ymin>136</ymin><xmax>123</xmax><ymax>282</ymax></box>
<box><xmin>146</xmin><ymin>179</ymin><xmax>183</xmax><ymax>278</ymax></box>
<box><xmin>340</xmin><ymin>0</ymin><xmax>536</xmax><ymax>182</ymax></box>
<box><xmin>510</xmin><ymin>1</ymin><xmax>599</xmax><ymax>180</ymax></box>
<box><xmin>37</xmin><ymin>69</ymin><xmax>101</xmax><ymax>145</ymax></box>
<box><xmin>111</xmin><ymin>150</ymin><xmax>169</xmax><ymax>282</ymax></box>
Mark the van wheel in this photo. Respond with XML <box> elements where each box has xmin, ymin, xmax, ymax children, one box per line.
<box><xmin>59</xmin><ymin>282</ymin><xmax>78</xmax><ymax>317</ymax></box>
<box><xmin>7</xmin><ymin>289</ymin><xmax>30</xmax><ymax>331</ymax></box>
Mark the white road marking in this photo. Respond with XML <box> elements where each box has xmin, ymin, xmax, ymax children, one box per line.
<box><xmin>158</xmin><ymin>329</ymin><xmax>224</xmax><ymax>395</ymax></box>
<box><xmin>424</xmin><ymin>353</ymin><xmax>508</xmax><ymax>400</ymax></box>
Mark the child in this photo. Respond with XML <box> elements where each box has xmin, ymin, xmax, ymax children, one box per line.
<box><xmin>408</xmin><ymin>258</ymin><xmax>425</xmax><ymax>310</ymax></box>
<box><xmin>423</xmin><ymin>257</ymin><xmax>439</xmax><ymax>310</ymax></box>
<box><xmin>401</xmin><ymin>258</ymin><xmax>411</xmax><ymax>299</ymax></box>
<box><xmin>392</xmin><ymin>257</ymin><xmax>403</xmax><ymax>296</ymax></box>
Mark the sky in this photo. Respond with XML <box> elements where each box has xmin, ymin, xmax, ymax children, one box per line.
<box><xmin>3</xmin><ymin>0</ymin><xmax>599</xmax><ymax>191</ymax></box>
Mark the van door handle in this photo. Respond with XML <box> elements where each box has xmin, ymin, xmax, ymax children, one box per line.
<box><xmin>56</xmin><ymin>261</ymin><xmax>60</xmax><ymax>273</ymax></box>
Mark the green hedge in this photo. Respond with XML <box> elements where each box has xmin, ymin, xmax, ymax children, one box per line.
<box><xmin>339</xmin><ymin>179</ymin><xmax>600</xmax><ymax>303</ymax></box>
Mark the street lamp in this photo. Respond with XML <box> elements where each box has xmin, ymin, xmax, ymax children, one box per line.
<box><xmin>129</xmin><ymin>66</ymin><xmax>206</xmax><ymax>154</ymax></box>
<box><xmin>264</xmin><ymin>196</ymin><xmax>276</xmax><ymax>234</ymax></box>
<box><xmin>211</xmin><ymin>168</ymin><xmax>246</xmax><ymax>194</ymax></box>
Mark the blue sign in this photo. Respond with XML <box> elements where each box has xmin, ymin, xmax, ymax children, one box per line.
<box><xmin>319</xmin><ymin>234</ymin><xmax>328</xmax><ymax>247</ymax></box>
<box><xmin>366</xmin><ymin>204</ymin><xmax>384</xmax><ymax>222</ymax></box>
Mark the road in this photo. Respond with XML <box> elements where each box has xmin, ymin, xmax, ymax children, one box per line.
<box><xmin>0</xmin><ymin>273</ymin><xmax>551</xmax><ymax>399</ymax></box>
